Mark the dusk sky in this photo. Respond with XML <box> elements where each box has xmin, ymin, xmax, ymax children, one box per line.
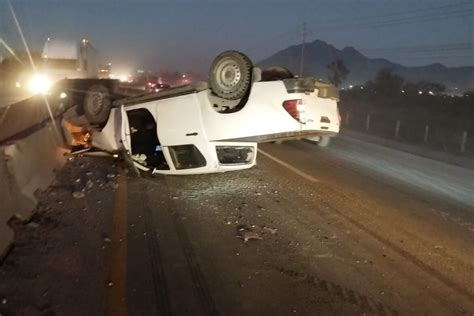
<box><xmin>1</xmin><ymin>0</ymin><xmax>473</xmax><ymax>75</ymax></box>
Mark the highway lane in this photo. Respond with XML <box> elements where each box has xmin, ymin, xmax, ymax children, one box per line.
<box><xmin>122</xmin><ymin>137</ymin><xmax>474</xmax><ymax>315</ymax></box>
<box><xmin>1</xmin><ymin>135</ymin><xmax>472</xmax><ymax>315</ymax></box>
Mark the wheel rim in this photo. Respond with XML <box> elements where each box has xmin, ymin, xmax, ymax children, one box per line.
<box><xmin>215</xmin><ymin>58</ymin><xmax>242</xmax><ymax>92</ymax></box>
<box><xmin>87</xmin><ymin>92</ymin><xmax>104</xmax><ymax>115</ymax></box>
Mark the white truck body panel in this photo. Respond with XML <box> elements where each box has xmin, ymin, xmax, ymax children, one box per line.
<box><xmin>199</xmin><ymin>82</ymin><xmax>339</xmax><ymax>142</ymax></box>
<box><xmin>92</xmin><ymin>80</ymin><xmax>339</xmax><ymax>175</ymax></box>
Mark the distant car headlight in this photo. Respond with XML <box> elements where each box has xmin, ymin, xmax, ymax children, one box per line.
<box><xmin>27</xmin><ymin>74</ymin><xmax>53</xmax><ymax>94</ymax></box>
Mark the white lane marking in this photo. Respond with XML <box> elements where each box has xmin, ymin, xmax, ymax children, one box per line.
<box><xmin>258</xmin><ymin>149</ymin><xmax>320</xmax><ymax>183</ymax></box>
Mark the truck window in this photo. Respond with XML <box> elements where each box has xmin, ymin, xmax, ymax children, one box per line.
<box><xmin>216</xmin><ymin>146</ymin><xmax>255</xmax><ymax>164</ymax></box>
<box><xmin>168</xmin><ymin>145</ymin><xmax>206</xmax><ymax>170</ymax></box>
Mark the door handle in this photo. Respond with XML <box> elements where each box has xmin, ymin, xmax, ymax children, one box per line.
<box><xmin>186</xmin><ymin>132</ymin><xmax>198</xmax><ymax>136</ymax></box>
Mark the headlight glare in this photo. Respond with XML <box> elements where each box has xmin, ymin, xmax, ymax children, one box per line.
<box><xmin>27</xmin><ymin>74</ymin><xmax>53</xmax><ymax>94</ymax></box>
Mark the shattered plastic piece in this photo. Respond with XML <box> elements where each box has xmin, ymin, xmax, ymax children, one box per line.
<box><xmin>263</xmin><ymin>227</ymin><xmax>278</xmax><ymax>234</ymax></box>
<box><xmin>72</xmin><ymin>191</ymin><xmax>86</xmax><ymax>199</ymax></box>
<box><xmin>1</xmin><ymin>298</ymin><xmax>7</xmax><ymax>305</ymax></box>
<box><xmin>109</xmin><ymin>182</ymin><xmax>119</xmax><ymax>189</ymax></box>
<box><xmin>26</xmin><ymin>222</ymin><xmax>40</xmax><ymax>229</ymax></box>
<box><xmin>107</xmin><ymin>173</ymin><xmax>116</xmax><ymax>179</ymax></box>
<box><xmin>236</xmin><ymin>225</ymin><xmax>263</xmax><ymax>243</ymax></box>
<box><xmin>103</xmin><ymin>237</ymin><xmax>112</xmax><ymax>243</ymax></box>
<box><xmin>86</xmin><ymin>180</ymin><xmax>94</xmax><ymax>190</ymax></box>
<box><xmin>131</xmin><ymin>154</ymin><xmax>147</xmax><ymax>164</ymax></box>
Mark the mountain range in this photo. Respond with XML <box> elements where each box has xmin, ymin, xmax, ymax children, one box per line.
<box><xmin>258</xmin><ymin>40</ymin><xmax>474</xmax><ymax>91</ymax></box>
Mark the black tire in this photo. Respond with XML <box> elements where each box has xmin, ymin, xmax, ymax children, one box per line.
<box><xmin>209</xmin><ymin>50</ymin><xmax>252</xmax><ymax>100</ymax></box>
<box><xmin>83</xmin><ymin>84</ymin><xmax>112</xmax><ymax>125</ymax></box>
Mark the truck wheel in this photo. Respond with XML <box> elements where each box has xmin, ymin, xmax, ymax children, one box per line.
<box><xmin>209</xmin><ymin>50</ymin><xmax>252</xmax><ymax>100</ymax></box>
<box><xmin>83</xmin><ymin>84</ymin><xmax>112</xmax><ymax>125</ymax></box>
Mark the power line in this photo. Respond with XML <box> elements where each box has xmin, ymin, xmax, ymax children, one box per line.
<box><xmin>368</xmin><ymin>9</ymin><xmax>474</xmax><ymax>28</ymax></box>
<box><xmin>309</xmin><ymin>1</ymin><xmax>473</xmax><ymax>32</ymax></box>
<box><xmin>361</xmin><ymin>42</ymin><xmax>472</xmax><ymax>51</ymax></box>
<box><xmin>353</xmin><ymin>1</ymin><xmax>473</xmax><ymax>21</ymax></box>
<box><xmin>313</xmin><ymin>9</ymin><xmax>473</xmax><ymax>33</ymax></box>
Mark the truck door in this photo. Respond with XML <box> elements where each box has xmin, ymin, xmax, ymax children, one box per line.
<box><xmin>120</xmin><ymin>105</ymin><xmax>132</xmax><ymax>154</ymax></box>
<box><xmin>156</xmin><ymin>94</ymin><xmax>215</xmax><ymax>174</ymax></box>
<box><xmin>121</xmin><ymin>105</ymin><xmax>171</xmax><ymax>172</ymax></box>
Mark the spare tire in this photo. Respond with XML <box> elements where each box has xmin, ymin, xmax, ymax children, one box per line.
<box><xmin>209</xmin><ymin>51</ymin><xmax>252</xmax><ymax>100</ymax></box>
<box><xmin>83</xmin><ymin>84</ymin><xmax>112</xmax><ymax>125</ymax></box>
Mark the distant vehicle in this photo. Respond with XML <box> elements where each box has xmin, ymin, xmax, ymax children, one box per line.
<box><xmin>18</xmin><ymin>38</ymin><xmax>135</xmax><ymax>125</ymax></box>
<box><xmin>82</xmin><ymin>51</ymin><xmax>340</xmax><ymax>175</ymax></box>
<box><xmin>146</xmin><ymin>81</ymin><xmax>171</xmax><ymax>93</ymax></box>
<box><xmin>20</xmin><ymin>38</ymin><xmax>99</xmax><ymax>94</ymax></box>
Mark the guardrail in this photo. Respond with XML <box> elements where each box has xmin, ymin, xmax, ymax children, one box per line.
<box><xmin>341</xmin><ymin>109</ymin><xmax>473</xmax><ymax>157</ymax></box>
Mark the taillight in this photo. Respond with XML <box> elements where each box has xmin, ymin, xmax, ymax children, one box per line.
<box><xmin>283</xmin><ymin>99</ymin><xmax>306</xmax><ymax>123</ymax></box>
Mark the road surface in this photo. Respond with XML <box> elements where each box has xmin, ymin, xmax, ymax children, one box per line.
<box><xmin>1</xmin><ymin>136</ymin><xmax>473</xmax><ymax>315</ymax></box>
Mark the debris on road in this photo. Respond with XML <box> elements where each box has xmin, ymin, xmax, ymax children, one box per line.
<box><xmin>86</xmin><ymin>179</ymin><xmax>94</xmax><ymax>190</ymax></box>
<box><xmin>72</xmin><ymin>191</ymin><xmax>86</xmax><ymax>199</ymax></box>
<box><xmin>263</xmin><ymin>226</ymin><xmax>278</xmax><ymax>234</ymax></box>
<box><xmin>26</xmin><ymin>222</ymin><xmax>40</xmax><ymax>229</ymax></box>
<box><xmin>236</xmin><ymin>225</ymin><xmax>263</xmax><ymax>243</ymax></box>
<box><xmin>109</xmin><ymin>181</ymin><xmax>119</xmax><ymax>190</ymax></box>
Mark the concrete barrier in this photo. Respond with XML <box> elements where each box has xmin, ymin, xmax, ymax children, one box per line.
<box><xmin>0</xmin><ymin>120</ymin><xmax>67</xmax><ymax>259</ymax></box>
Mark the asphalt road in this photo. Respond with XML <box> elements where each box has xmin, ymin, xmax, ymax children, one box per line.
<box><xmin>1</xmin><ymin>136</ymin><xmax>473</xmax><ymax>315</ymax></box>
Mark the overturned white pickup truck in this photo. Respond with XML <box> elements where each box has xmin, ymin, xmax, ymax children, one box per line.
<box><xmin>85</xmin><ymin>51</ymin><xmax>340</xmax><ymax>175</ymax></box>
